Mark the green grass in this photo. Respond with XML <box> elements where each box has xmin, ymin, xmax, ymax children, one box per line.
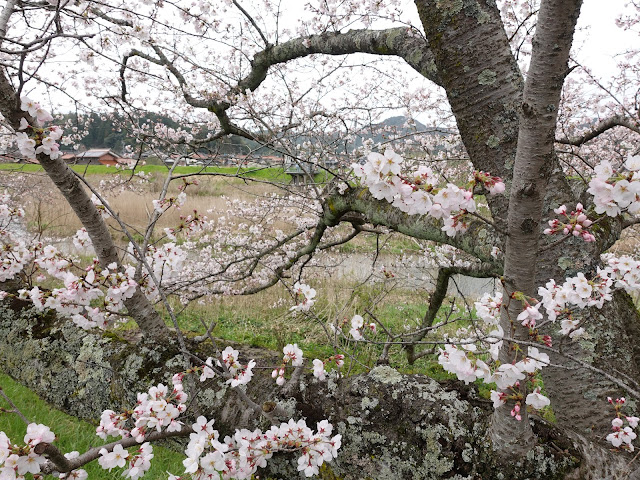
<box><xmin>154</xmin><ymin>283</ymin><xmax>470</xmax><ymax>383</ymax></box>
<box><xmin>0</xmin><ymin>374</ymin><xmax>186</xmax><ymax>479</ymax></box>
<box><xmin>0</xmin><ymin>163</ymin><xmax>329</xmax><ymax>184</ymax></box>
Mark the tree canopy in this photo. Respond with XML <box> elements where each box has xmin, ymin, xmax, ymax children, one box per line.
<box><xmin>1</xmin><ymin>0</ymin><xmax>640</xmax><ymax>478</ymax></box>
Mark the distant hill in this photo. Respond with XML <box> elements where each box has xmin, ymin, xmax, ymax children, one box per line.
<box><xmin>56</xmin><ymin>112</ymin><xmax>449</xmax><ymax>161</ymax></box>
<box><xmin>378</xmin><ymin>115</ymin><xmax>427</xmax><ymax>131</ymax></box>
<box><xmin>351</xmin><ymin>115</ymin><xmax>451</xmax><ymax>149</ymax></box>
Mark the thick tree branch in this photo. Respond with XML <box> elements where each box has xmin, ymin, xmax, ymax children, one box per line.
<box><xmin>122</xmin><ymin>27</ymin><xmax>440</xmax><ymax>142</ymax></box>
<box><xmin>0</xmin><ymin>70</ymin><xmax>169</xmax><ymax>339</ymax></box>
<box><xmin>325</xmin><ymin>188</ymin><xmax>504</xmax><ymax>265</ymax></box>
<box><xmin>496</xmin><ymin>0</ymin><xmax>583</xmax><ymax>455</ymax></box>
<box><xmin>243</xmin><ymin>27</ymin><xmax>441</xmax><ymax>91</ymax></box>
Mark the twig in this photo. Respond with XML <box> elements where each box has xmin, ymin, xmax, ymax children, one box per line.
<box><xmin>0</xmin><ymin>385</ymin><xmax>29</xmax><ymax>424</ymax></box>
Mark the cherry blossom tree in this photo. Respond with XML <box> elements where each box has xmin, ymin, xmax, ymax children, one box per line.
<box><xmin>0</xmin><ymin>0</ymin><xmax>640</xmax><ymax>477</ymax></box>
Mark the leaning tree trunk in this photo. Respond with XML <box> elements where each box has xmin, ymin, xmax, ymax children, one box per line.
<box><xmin>0</xmin><ymin>70</ymin><xmax>169</xmax><ymax>340</ymax></box>
<box><xmin>1</xmin><ymin>298</ymin><xmax>627</xmax><ymax>480</ymax></box>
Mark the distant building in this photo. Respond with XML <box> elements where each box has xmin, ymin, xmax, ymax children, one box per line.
<box><xmin>284</xmin><ymin>154</ymin><xmax>316</xmax><ymax>185</ymax></box>
<box><xmin>62</xmin><ymin>149</ymin><xmax>123</xmax><ymax>166</ymax></box>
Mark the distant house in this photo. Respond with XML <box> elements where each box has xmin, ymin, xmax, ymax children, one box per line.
<box><xmin>62</xmin><ymin>149</ymin><xmax>122</xmax><ymax>166</ymax></box>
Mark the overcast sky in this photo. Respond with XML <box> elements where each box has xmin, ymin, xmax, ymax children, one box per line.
<box><xmin>575</xmin><ymin>0</ymin><xmax>637</xmax><ymax>79</ymax></box>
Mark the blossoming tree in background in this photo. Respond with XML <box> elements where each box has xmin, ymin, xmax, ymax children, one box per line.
<box><xmin>0</xmin><ymin>0</ymin><xmax>640</xmax><ymax>477</ymax></box>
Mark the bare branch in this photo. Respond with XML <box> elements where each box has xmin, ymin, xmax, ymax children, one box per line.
<box><xmin>232</xmin><ymin>0</ymin><xmax>270</xmax><ymax>48</ymax></box>
<box><xmin>556</xmin><ymin>115</ymin><xmax>640</xmax><ymax>146</ymax></box>
<box><xmin>0</xmin><ymin>385</ymin><xmax>29</xmax><ymax>424</ymax></box>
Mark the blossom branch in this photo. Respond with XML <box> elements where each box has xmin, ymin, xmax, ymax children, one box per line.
<box><xmin>39</xmin><ymin>428</ymin><xmax>191</xmax><ymax>475</ymax></box>
<box><xmin>326</xmin><ymin>188</ymin><xmax>504</xmax><ymax>265</ymax></box>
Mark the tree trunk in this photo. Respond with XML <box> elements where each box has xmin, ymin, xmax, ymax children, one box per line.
<box><xmin>0</xmin><ymin>70</ymin><xmax>169</xmax><ymax>340</ymax></box>
<box><xmin>35</xmin><ymin>153</ymin><xmax>170</xmax><ymax>339</ymax></box>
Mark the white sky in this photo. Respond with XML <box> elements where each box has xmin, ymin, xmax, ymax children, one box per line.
<box><xmin>574</xmin><ymin>0</ymin><xmax>637</xmax><ymax>78</ymax></box>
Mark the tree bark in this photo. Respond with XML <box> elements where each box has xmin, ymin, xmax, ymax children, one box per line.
<box><xmin>405</xmin><ymin>0</ymin><xmax>640</xmax><ymax>454</ymax></box>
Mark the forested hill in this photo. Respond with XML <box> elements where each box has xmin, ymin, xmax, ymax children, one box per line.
<box><xmin>59</xmin><ymin>112</ymin><xmax>261</xmax><ymax>155</ymax></box>
<box><xmin>60</xmin><ymin>113</ymin><xmax>437</xmax><ymax>156</ymax></box>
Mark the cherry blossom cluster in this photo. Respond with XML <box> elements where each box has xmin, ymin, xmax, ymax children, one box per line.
<box><xmin>471</xmin><ymin>291</ymin><xmax>505</xmax><ymax>360</ymax></box>
<box><xmin>72</xmin><ymin>228</ymin><xmax>91</xmax><ymax>249</ymax></box>
<box><xmin>163</xmin><ymin>211</ymin><xmax>212</xmax><ymax>241</ymax></box>
<box><xmin>536</xmin><ymin>255</ymin><xmax>640</xmax><ymax>339</ymax></box>
<box><xmin>438</xmin><ymin>342</ymin><xmax>551</xmax><ymax>419</ymax></box>
<box><xmin>272</xmin><ymin>343</ymin><xmax>304</xmax><ymax>385</ymax></box>
<box><xmin>135</xmin><ymin>243</ymin><xmax>188</xmax><ymax>300</ymax></box>
<box><xmin>92</xmin><ymin>356</ymin><xmax>339</xmax><ymax>479</ymax></box>
<box><xmin>0</xmin><ymin>423</ymin><xmax>82</xmax><ymax>479</ymax></box>
<box><xmin>438</xmin><ymin>288</ymin><xmax>555</xmax><ymax>419</ymax></box>
<box><xmin>352</xmin><ymin>148</ymin><xmax>505</xmax><ymax>237</ymax></box>
<box><xmin>543</xmin><ymin>203</ymin><xmax>596</xmax><ymax>242</ymax></box>
<box><xmin>0</xmin><ymin>237</ymin><xmax>31</xmax><ymax>283</ymax></box>
<box><xmin>606</xmin><ymin>397</ymin><xmax>639</xmax><ymax>451</ymax></box>
<box><xmin>199</xmin><ymin>346</ymin><xmax>256</xmax><ymax>388</ymax></box>
<box><xmin>444</xmin><ymin>253</ymin><xmax>640</xmax><ymax>422</ymax></box>
<box><xmin>588</xmin><ymin>155</ymin><xmax>640</xmax><ymax>217</ymax></box>
<box><xmin>18</xmin><ymin>257</ymin><xmax>138</xmax><ymax>330</ymax></box>
<box><xmin>0</xmin><ymin>193</ymin><xmax>189</xmax><ymax>329</ymax></box>
<box><xmin>290</xmin><ymin>282</ymin><xmax>317</xmax><ymax>312</ymax></box>
<box><xmin>99</xmin><ymin>443</ymin><xmax>153</xmax><ymax>480</ymax></box>
<box><xmin>152</xmin><ymin>192</ymin><xmax>187</xmax><ymax>213</ymax></box>
<box><xmin>268</xmin><ymin>343</ymin><xmax>345</xmax><ymax>384</ymax></box>
<box><xmin>0</xmin><ymin>195</ymin><xmax>32</xmax><ymax>282</ymax></box>
<box><xmin>312</xmin><ymin>355</ymin><xmax>344</xmax><ymax>381</ymax></box>
<box><xmin>97</xmin><ymin>377</ymin><xmax>187</xmax><ymax>442</ymax></box>
<box><xmin>0</xmin><ymin>190</ymin><xmax>339</xmax><ymax>332</ymax></box>
<box><xmin>178</xmin><ymin>416</ymin><xmax>341</xmax><ymax>479</ymax></box>
<box><xmin>15</xmin><ymin>97</ymin><xmax>63</xmax><ymax>160</ymax></box>
<box><xmin>348</xmin><ymin>314</ymin><xmax>377</xmax><ymax>340</ymax></box>
<box><xmin>474</xmin><ymin>171</ymin><xmax>506</xmax><ymax>195</ymax></box>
